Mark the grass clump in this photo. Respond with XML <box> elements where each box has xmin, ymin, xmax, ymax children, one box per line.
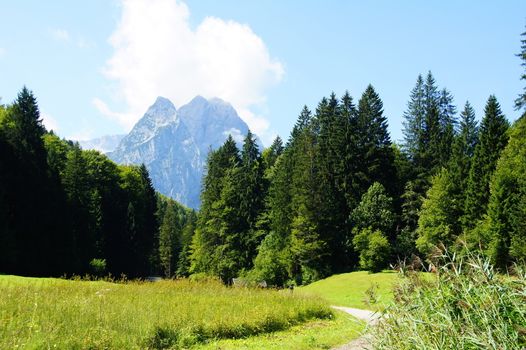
<box><xmin>0</xmin><ymin>276</ymin><xmax>331</xmax><ymax>349</ymax></box>
<box><xmin>374</xmin><ymin>252</ymin><xmax>526</xmax><ymax>349</ymax></box>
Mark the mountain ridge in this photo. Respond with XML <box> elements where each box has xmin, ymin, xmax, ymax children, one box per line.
<box><xmin>105</xmin><ymin>96</ymin><xmax>259</xmax><ymax>208</ymax></box>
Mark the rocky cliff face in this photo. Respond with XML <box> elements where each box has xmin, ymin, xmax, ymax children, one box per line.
<box><xmin>78</xmin><ymin>134</ymin><xmax>125</xmax><ymax>153</ymax></box>
<box><xmin>108</xmin><ymin>96</ymin><xmax>256</xmax><ymax>209</ymax></box>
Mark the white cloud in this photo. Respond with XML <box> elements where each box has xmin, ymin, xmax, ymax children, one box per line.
<box><xmin>51</xmin><ymin>29</ymin><xmax>94</xmax><ymax>49</ymax></box>
<box><xmin>0</xmin><ymin>47</ymin><xmax>5</xmax><ymax>58</ymax></box>
<box><xmin>51</xmin><ymin>29</ymin><xmax>71</xmax><ymax>42</ymax></box>
<box><xmin>101</xmin><ymin>0</ymin><xmax>283</xmax><ymax>140</ymax></box>
<box><xmin>92</xmin><ymin>97</ymin><xmax>135</xmax><ymax>129</ymax></box>
<box><xmin>68</xmin><ymin>129</ymin><xmax>95</xmax><ymax>142</ymax></box>
<box><xmin>41</xmin><ymin>112</ymin><xmax>59</xmax><ymax>132</ymax></box>
<box><xmin>222</xmin><ymin>127</ymin><xmax>244</xmax><ymax>144</ymax></box>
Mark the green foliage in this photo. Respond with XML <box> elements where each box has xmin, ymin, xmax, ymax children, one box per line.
<box><xmin>350</xmin><ymin>182</ymin><xmax>394</xmax><ymax>272</ymax></box>
<box><xmin>159</xmin><ymin>201</ymin><xmax>180</xmax><ymax>277</ymax></box>
<box><xmin>485</xmin><ymin>116</ymin><xmax>526</xmax><ymax>267</ymax></box>
<box><xmin>463</xmin><ymin>95</ymin><xmax>509</xmax><ymax>230</ymax></box>
<box><xmin>374</xmin><ymin>252</ymin><xmax>526</xmax><ymax>349</ymax></box>
<box><xmin>353</xmin><ymin>228</ymin><xmax>391</xmax><ymax>272</ymax></box>
<box><xmin>402</xmin><ymin>72</ymin><xmax>457</xmax><ymax>191</ymax></box>
<box><xmin>447</xmin><ymin>101</ymin><xmax>478</xmax><ymax>231</ymax></box>
<box><xmin>515</xmin><ymin>25</ymin><xmax>526</xmax><ymax>111</ymax></box>
<box><xmin>176</xmin><ymin>210</ymin><xmax>197</xmax><ymax>277</ymax></box>
<box><xmin>416</xmin><ymin>169</ymin><xmax>457</xmax><ymax>256</ymax></box>
<box><xmin>89</xmin><ymin>258</ymin><xmax>107</xmax><ymax>277</ymax></box>
<box><xmin>0</xmin><ymin>87</ymin><xmax>163</xmax><ymax>278</ymax></box>
<box><xmin>0</xmin><ymin>87</ymin><xmax>67</xmax><ymax>275</ymax></box>
<box><xmin>249</xmin><ymin>232</ymin><xmax>290</xmax><ymax>286</ymax></box>
<box><xmin>351</xmin><ymin>182</ymin><xmax>395</xmax><ymax>235</ymax></box>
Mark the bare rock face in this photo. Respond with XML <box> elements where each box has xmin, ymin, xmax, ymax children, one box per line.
<box><xmin>108</xmin><ymin>96</ymin><xmax>257</xmax><ymax>209</ymax></box>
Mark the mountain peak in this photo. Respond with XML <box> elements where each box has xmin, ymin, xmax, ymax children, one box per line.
<box><xmin>146</xmin><ymin>96</ymin><xmax>177</xmax><ymax>118</ymax></box>
<box><xmin>188</xmin><ymin>95</ymin><xmax>208</xmax><ymax>105</ymax></box>
<box><xmin>110</xmin><ymin>95</ymin><xmax>260</xmax><ymax>209</ymax></box>
<box><xmin>209</xmin><ymin>97</ymin><xmax>228</xmax><ymax>105</ymax></box>
<box><xmin>154</xmin><ymin>96</ymin><xmax>174</xmax><ymax>106</ymax></box>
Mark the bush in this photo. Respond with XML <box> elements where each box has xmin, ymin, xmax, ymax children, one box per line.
<box><xmin>89</xmin><ymin>258</ymin><xmax>106</xmax><ymax>277</ymax></box>
<box><xmin>249</xmin><ymin>232</ymin><xmax>290</xmax><ymax>287</ymax></box>
<box><xmin>353</xmin><ymin>228</ymin><xmax>390</xmax><ymax>272</ymax></box>
<box><xmin>374</xmin><ymin>251</ymin><xmax>526</xmax><ymax>349</ymax></box>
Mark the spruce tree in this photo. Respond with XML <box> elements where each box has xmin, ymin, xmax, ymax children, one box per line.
<box><xmin>289</xmin><ymin>105</ymin><xmax>327</xmax><ymax>282</ymax></box>
<box><xmin>402</xmin><ymin>73</ymin><xmax>454</xmax><ymax>190</ymax></box>
<box><xmin>176</xmin><ymin>210</ymin><xmax>197</xmax><ymax>277</ymax></box>
<box><xmin>1</xmin><ymin>87</ymin><xmax>59</xmax><ymax>275</ymax></box>
<box><xmin>237</xmin><ymin>130</ymin><xmax>265</xmax><ymax>270</ymax></box>
<box><xmin>437</xmin><ymin>88</ymin><xmax>457</xmax><ymax>167</ymax></box>
<box><xmin>62</xmin><ymin>145</ymin><xmax>92</xmax><ymax>272</ymax></box>
<box><xmin>402</xmin><ymin>74</ymin><xmax>426</xmax><ymax>161</ymax></box>
<box><xmin>159</xmin><ymin>202</ymin><xmax>180</xmax><ymax>277</ymax></box>
<box><xmin>396</xmin><ymin>181</ymin><xmax>424</xmax><ymax>258</ymax></box>
<box><xmin>263</xmin><ymin>136</ymin><xmax>284</xmax><ymax>170</ymax></box>
<box><xmin>190</xmin><ymin>136</ymin><xmax>240</xmax><ymax>277</ymax></box>
<box><xmin>515</xmin><ymin>25</ymin><xmax>526</xmax><ymax>112</ymax></box>
<box><xmin>340</xmin><ymin>91</ymin><xmax>358</xmax><ymax>210</ymax></box>
<box><xmin>420</xmin><ymin>71</ymin><xmax>442</xmax><ymax>178</ymax></box>
<box><xmin>315</xmin><ymin>94</ymin><xmax>349</xmax><ymax>273</ymax></box>
<box><xmin>463</xmin><ymin>96</ymin><xmax>509</xmax><ymax>230</ymax></box>
<box><xmin>355</xmin><ymin>85</ymin><xmax>396</xmax><ymax>199</ymax></box>
<box><xmin>485</xmin><ymin>116</ymin><xmax>526</xmax><ymax>267</ymax></box>
<box><xmin>448</xmin><ymin>101</ymin><xmax>478</xmax><ymax>232</ymax></box>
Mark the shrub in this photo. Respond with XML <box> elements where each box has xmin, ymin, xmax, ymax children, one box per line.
<box><xmin>89</xmin><ymin>258</ymin><xmax>106</xmax><ymax>277</ymax></box>
<box><xmin>353</xmin><ymin>228</ymin><xmax>391</xmax><ymax>272</ymax></box>
<box><xmin>374</xmin><ymin>251</ymin><xmax>526</xmax><ymax>349</ymax></box>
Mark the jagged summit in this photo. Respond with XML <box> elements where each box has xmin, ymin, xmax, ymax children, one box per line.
<box><xmin>108</xmin><ymin>95</ymin><xmax>257</xmax><ymax>209</ymax></box>
<box><xmin>143</xmin><ymin>96</ymin><xmax>177</xmax><ymax>124</ymax></box>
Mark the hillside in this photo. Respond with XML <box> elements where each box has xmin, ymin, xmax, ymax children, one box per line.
<box><xmin>297</xmin><ymin>271</ymin><xmax>400</xmax><ymax>311</ymax></box>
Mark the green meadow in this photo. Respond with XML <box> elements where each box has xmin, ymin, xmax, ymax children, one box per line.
<box><xmin>0</xmin><ymin>275</ymin><xmax>343</xmax><ymax>349</ymax></box>
<box><xmin>297</xmin><ymin>271</ymin><xmax>401</xmax><ymax>310</ymax></box>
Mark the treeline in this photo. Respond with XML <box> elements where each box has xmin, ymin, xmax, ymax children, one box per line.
<box><xmin>0</xmin><ymin>88</ymin><xmax>196</xmax><ymax>277</ymax></box>
<box><xmin>2</xmin><ymin>29</ymin><xmax>525</xmax><ymax>283</ymax></box>
<box><xmin>189</xmin><ymin>29</ymin><xmax>526</xmax><ymax>285</ymax></box>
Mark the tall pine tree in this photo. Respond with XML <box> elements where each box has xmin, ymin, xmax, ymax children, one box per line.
<box><xmin>463</xmin><ymin>95</ymin><xmax>509</xmax><ymax>230</ymax></box>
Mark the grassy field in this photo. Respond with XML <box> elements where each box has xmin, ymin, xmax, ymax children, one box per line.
<box><xmin>297</xmin><ymin>271</ymin><xmax>401</xmax><ymax>310</ymax></box>
<box><xmin>196</xmin><ymin>310</ymin><xmax>364</xmax><ymax>350</ymax></box>
<box><xmin>0</xmin><ymin>275</ymin><xmax>339</xmax><ymax>349</ymax></box>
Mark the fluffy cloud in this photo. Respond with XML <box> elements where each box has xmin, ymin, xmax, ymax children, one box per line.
<box><xmin>41</xmin><ymin>112</ymin><xmax>59</xmax><ymax>132</ymax></box>
<box><xmin>100</xmin><ymin>0</ymin><xmax>283</xmax><ymax>139</ymax></box>
<box><xmin>0</xmin><ymin>47</ymin><xmax>5</xmax><ymax>57</ymax></box>
<box><xmin>93</xmin><ymin>97</ymin><xmax>135</xmax><ymax>129</ymax></box>
<box><xmin>51</xmin><ymin>29</ymin><xmax>71</xmax><ymax>42</ymax></box>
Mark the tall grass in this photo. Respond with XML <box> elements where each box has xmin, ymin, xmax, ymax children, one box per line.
<box><xmin>0</xmin><ymin>276</ymin><xmax>331</xmax><ymax>349</ymax></box>
<box><xmin>373</xmin><ymin>252</ymin><xmax>526</xmax><ymax>349</ymax></box>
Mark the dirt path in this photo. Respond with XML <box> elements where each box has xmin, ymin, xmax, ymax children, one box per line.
<box><xmin>330</xmin><ymin>306</ymin><xmax>380</xmax><ymax>350</ymax></box>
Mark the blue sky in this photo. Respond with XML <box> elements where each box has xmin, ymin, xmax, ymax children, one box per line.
<box><xmin>1</xmin><ymin>1</ymin><xmax>525</xmax><ymax>145</ymax></box>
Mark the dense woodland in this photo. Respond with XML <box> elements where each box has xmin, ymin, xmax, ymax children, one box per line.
<box><xmin>0</xmin><ymin>89</ymin><xmax>196</xmax><ymax>277</ymax></box>
<box><xmin>1</xmin><ymin>28</ymin><xmax>526</xmax><ymax>284</ymax></box>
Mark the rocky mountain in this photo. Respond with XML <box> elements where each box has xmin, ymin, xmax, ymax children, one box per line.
<box><xmin>78</xmin><ymin>134</ymin><xmax>125</xmax><ymax>153</ymax></box>
<box><xmin>108</xmin><ymin>96</ymin><xmax>257</xmax><ymax>209</ymax></box>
